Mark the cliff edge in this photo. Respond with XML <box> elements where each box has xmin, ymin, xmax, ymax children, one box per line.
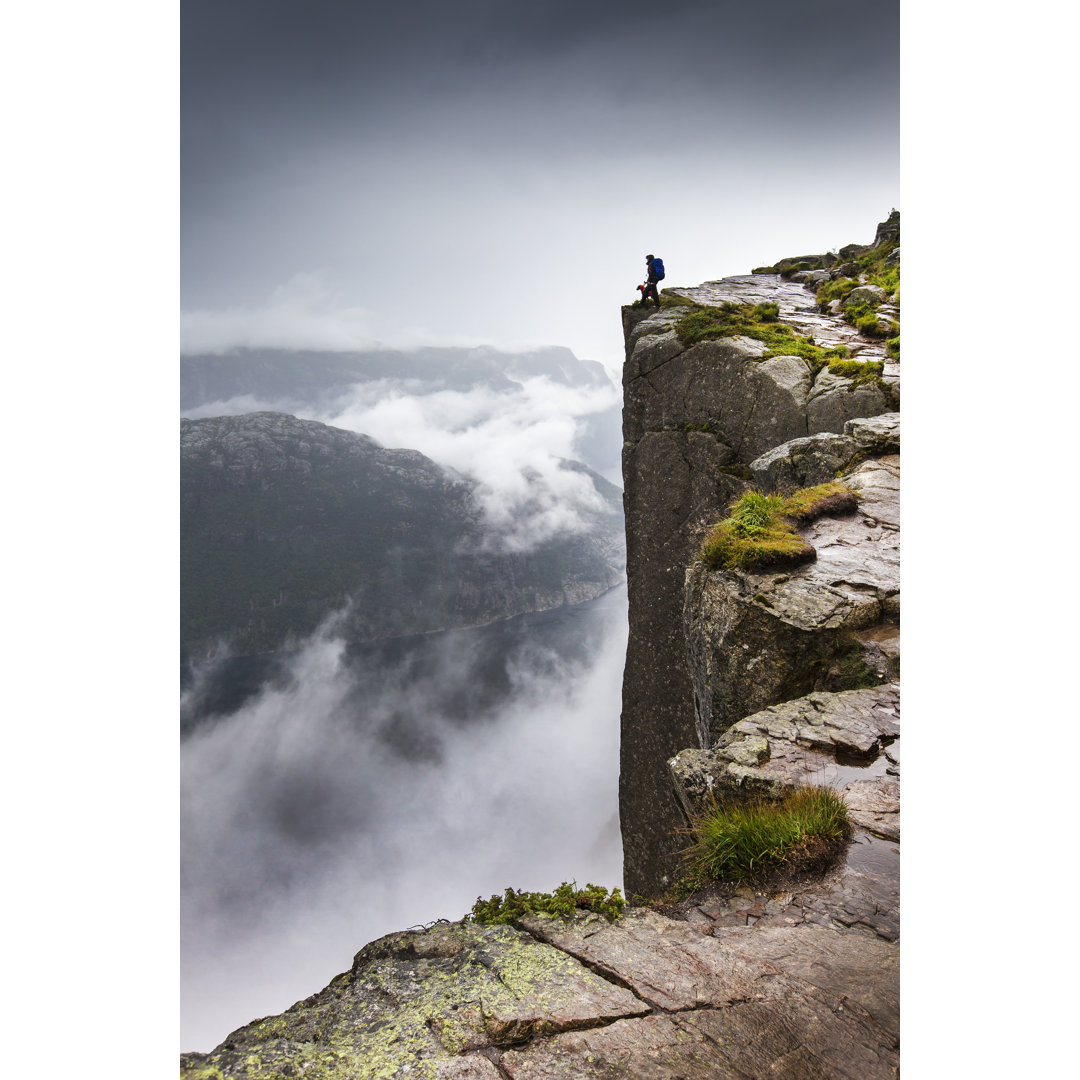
<box><xmin>181</xmin><ymin>216</ymin><xmax>901</xmax><ymax>1078</ymax></box>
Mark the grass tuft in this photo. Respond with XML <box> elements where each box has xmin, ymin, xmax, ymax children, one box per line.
<box><xmin>678</xmin><ymin>785</ymin><xmax>850</xmax><ymax>888</ymax></box>
<box><xmin>701</xmin><ymin>483</ymin><xmax>857</xmax><ymax>571</ymax></box>
<box><xmin>467</xmin><ymin>882</ymin><xmax>626</xmax><ymax>925</ymax></box>
<box><xmin>673</xmin><ymin>302</ymin><xmax>848</xmax><ymax>372</ymax></box>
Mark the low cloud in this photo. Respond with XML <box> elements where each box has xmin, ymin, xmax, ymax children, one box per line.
<box><xmin>180</xmin><ymin>273</ymin><xmax>380</xmax><ymax>354</ymax></box>
<box><xmin>180</xmin><ymin>590</ymin><xmax>627</xmax><ymax>1053</ymax></box>
<box><xmin>316</xmin><ymin>376</ymin><xmax>620</xmax><ymax>549</ymax></box>
<box><xmin>182</xmin><ymin>362</ymin><xmax>622</xmax><ymax>550</ymax></box>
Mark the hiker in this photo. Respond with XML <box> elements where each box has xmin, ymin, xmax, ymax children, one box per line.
<box><xmin>640</xmin><ymin>254</ymin><xmax>665</xmax><ymax>309</ymax></box>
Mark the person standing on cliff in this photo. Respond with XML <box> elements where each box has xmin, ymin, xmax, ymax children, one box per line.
<box><xmin>641</xmin><ymin>254</ymin><xmax>663</xmax><ymax>310</ymax></box>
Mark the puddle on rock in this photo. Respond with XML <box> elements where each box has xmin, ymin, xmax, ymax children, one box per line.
<box><xmin>845</xmin><ymin>830</ymin><xmax>900</xmax><ymax>882</ymax></box>
<box><xmin>791</xmin><ymin>737</ymin><xmax>900</xmax><ymax>790</ymax></box>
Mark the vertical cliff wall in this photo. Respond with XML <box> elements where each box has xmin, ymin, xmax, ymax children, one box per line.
<box><xmin>619</xmin><ymin>239</ymin><xmax>900</xmax><ymax>898</ymax></box>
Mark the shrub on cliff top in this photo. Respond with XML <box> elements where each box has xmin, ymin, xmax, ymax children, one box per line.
<box><xmin>701</xmin><ymin>482</ymin><xmax>858</xmax><ymax>572</ymax></box>
<box><xmin>467</xmin><ymin>882</ymin><xmax>627</xmax><ymax>925</ymax></box>
<box><xmin>679</xmin><ymin>785</ymin><xmax>850</xmax><ymax>888</ymax></box>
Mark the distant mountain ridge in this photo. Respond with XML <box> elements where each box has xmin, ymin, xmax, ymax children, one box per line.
<box><xmin>181</xmin><ymin>344</ymin><xmax>611</xmax><ymax>409</ymax></box>
<box><xmin>181</xmin><ymin>411</ymin><xmax>624</xmax><ymax>660</ymax></box>
<box><xmin>180</xmin><ymin>344</ymin><xmax>622</xmax><ymax>481</ymax></box>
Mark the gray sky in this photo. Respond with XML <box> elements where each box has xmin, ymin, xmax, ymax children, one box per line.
<box><xmin>182</xmin><ymin>0</ymin><xmax>899</xmax><ymax>370</ymax></box>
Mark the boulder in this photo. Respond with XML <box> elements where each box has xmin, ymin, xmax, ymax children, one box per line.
<box><xmin>669</xmin><ymin>684</ymin><xmax>900</xmax><ymax>816</ymax></box>
<box><xmin>748</xmin><ymin>412</ymin><xmax>898</xmax><ymax>492</ymax></box>
<box><xmin>842</xmin><ymin>285</ymin><xmax>886</xmax><ymax>308</ymax></box>
<box><xmin>623</xmin><ymin>325</ymin><xmax>812</xmax><ymax>463</ymax></box>
<box><xmin>806</xmin><ymin>370</ymin><xmax>894</xmax><ymax>435</ymax></box>
<box><xmin>843</xmin><ymin>412</ymin><xmax>900</xmax><ymax>454</ymax></box>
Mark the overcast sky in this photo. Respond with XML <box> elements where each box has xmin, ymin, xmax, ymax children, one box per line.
<box><xmin>182</xmin><ymin>0</ymin><xmax>899</xmax><ymax>371</ymax></box>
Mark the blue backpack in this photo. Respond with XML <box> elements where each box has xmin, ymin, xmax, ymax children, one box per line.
<box><xmin>653</xmin><ymin>257</ymin><xmax>666</xmax><ymax>280</ymax></box>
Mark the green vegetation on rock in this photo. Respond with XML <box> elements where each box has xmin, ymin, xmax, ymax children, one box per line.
<box><xmin>701</xmin><ymin>483</ymin><xmax>858</xmax><ymax>572</ymax></box>
<box><xmin>468</xmin><ymin>881</ymin><xmax>627</xmax><ymax>925</ymax></box>
<box><xmin>673</xmin><ymin>301</ymin><xmax>850</xmax><ymax>372</ymax></box>
<box><xmin>826</xmin><ymin>358</ymin><xmax>885</xmax><ymax>385</ymax></box>
<box><xmin>678</xmin><ymin>784</ymin><xmax>850</xmax><ymax>889</ymax></box>
<box><xmin>815</xmin><ymin>233</ymin><xmax>900</xmax><ymax>339</ymax></box>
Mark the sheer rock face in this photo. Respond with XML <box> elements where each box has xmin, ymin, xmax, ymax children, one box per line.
<box><xmin>181</xmin><ymin>913</ymin><xmax>899</xmax><ymax>1080</ymax></box>
<box><xmin>181</xmin><ymin>411</ymin><xmax>624</xmax><ymax>658</ymax></box>
<box><xmin>620</xmin><ymin>278</ymin><xmax>900</xmax><ymax>895</ymax></box>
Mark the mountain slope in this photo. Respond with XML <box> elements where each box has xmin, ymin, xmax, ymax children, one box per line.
<box><xmin>181</xmin><ymin>411</ymin><xmax>624</xmax><ymax>659</ymax></box>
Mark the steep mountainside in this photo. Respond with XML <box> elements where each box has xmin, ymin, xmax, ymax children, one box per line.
<box><xmin>181</xmin><ymin>411</ymin><xmax>624</xmax><ymax>659</ymax></box>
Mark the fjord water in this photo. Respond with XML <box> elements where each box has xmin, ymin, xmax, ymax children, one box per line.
<box><xmin>180</xmin><ymin>586</ymin><xmax>627</xmax><ymax>1052</ymax></box>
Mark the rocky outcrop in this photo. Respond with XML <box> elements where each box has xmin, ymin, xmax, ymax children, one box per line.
<box><xmin>669</xmin><ymin>684</ymin><xmax>899</xmax><ymax>823</ymax></box>
<box><xmin>181</xmin><ymin>911</ymin><xmax>899</xmax><ymax>1079</ymax></box>
<box><xmin>181</xmin><ymin>412</ymin><xmax>624</xmax><ymax>658</ymax></box>
<box><xmin>748</xmin><ymin>412</ymin><xmax>899</xmax><ymax>492</ymax></box>
<box><xmin>682</xmin><ymin>454</ymin><xmax>899</xmax><ymax>749</ymax></box>
<box><xmin>620</xmin><ymin>237</ymin><xmax>901</xmax><ymax>895</ymax></box>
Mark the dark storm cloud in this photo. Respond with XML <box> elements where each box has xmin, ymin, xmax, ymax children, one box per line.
<box><xmin>182</xmin><ymin>0</ymin><xmax>897</xmax><ymax>296</ymax></box>
<box><xmin>181</xmin><ymin>0</ymin><xmax>898</xmax><ymax>389</ymax></box>
<box><xmin>183</xmin><ymin>0</ymin><xmax>896</xmax><ymax>176</ymax></box>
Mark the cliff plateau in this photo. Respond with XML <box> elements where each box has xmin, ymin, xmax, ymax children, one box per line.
<box><xmin>181</xmin><ymin>215</ymin><xmax>901</xmax><ymax>1078</ymax></box>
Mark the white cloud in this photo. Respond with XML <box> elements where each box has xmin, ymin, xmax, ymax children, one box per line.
<box><xmin>314</xmin><ymin>375</ymin><xmax>620</xmax><ymax>550</ymax></box>
<box><xmin>180</xmin><ymin>272</ymin><xmax>380</xmax><ymax>353</ymax></box>
<box><xmin>181</xmin><ymin>590</ymin><xmax>627</xmax><ymax>1052</ymax></box>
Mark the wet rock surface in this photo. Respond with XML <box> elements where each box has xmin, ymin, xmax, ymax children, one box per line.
<box><xmin>749</xmin><ymin>411</ymin><xmax>899</xmax><ymax>497</ymax></box>
<box><xmin>681</xmin><ymin>455</ymin><xmax>899</xmax><ymax>748</ymax></box>
<box><xmin>182</xmin><ymin>911</ymin><xmax>899</xmax><ymax>1079</ymax></box>
<box><xmin>669</xmin><ymin>274</ymin><xmax>900</xmax><ymax>387</ymax></box>
<box><xmin>620</xmin><ymin>267</ymin><xmax>902</xmax><ymax>896</ymax></box>
<box><xmin>669</xmin><ymin>684</ymin><xmax>900</xmax><ymax>807</ymax></box>
<box><xmin>671</xmin><ymin>829</ymin><xmax>900</xmax><ymax>945</ymax></box>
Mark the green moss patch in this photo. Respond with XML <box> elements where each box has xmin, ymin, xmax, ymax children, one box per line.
<box><xmin>678</xmin><ymin>785</ymin><xmax>850</xmax><ymax>889</ymax></box>
<box><xmin>701</xmin><ymin>483</ymin><xmax>858</xmax><ymax>572</ymax></box>
<box><xmin>826</xmin><ymin>358</ymin><xmax>885</xmax><ymax>385</ymax></box>
<box><xmin>673</xmin><ymin>301</ymin><xmax>849</xmax><ymax>372</ymax></box>
<box><xmin>468</xmin><ymin>882</ymin><xmax>627</xmax><ymax>926</ymax></box>
<box><xmin>814</xmin><ymin>232</ymin><xmax>900</xmax><ymax>342</ymax></box>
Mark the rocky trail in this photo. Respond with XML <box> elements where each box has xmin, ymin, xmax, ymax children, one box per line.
<box><xmin>672</xmin><ymin>273</ymin><xmax>899</xmax><ymax>376</ymax></box>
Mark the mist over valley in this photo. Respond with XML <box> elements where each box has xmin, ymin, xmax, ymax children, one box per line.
<box><xmin>180</xmin><ymin>344</ymin><xmax>628</xmax><ymax>1051</ymax></box>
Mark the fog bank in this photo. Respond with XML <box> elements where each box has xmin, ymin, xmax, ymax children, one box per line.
<box><xmin>181</xmin><ymin>588</ymin><xmax>627</xmax><ymax>1052</ymax></box>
